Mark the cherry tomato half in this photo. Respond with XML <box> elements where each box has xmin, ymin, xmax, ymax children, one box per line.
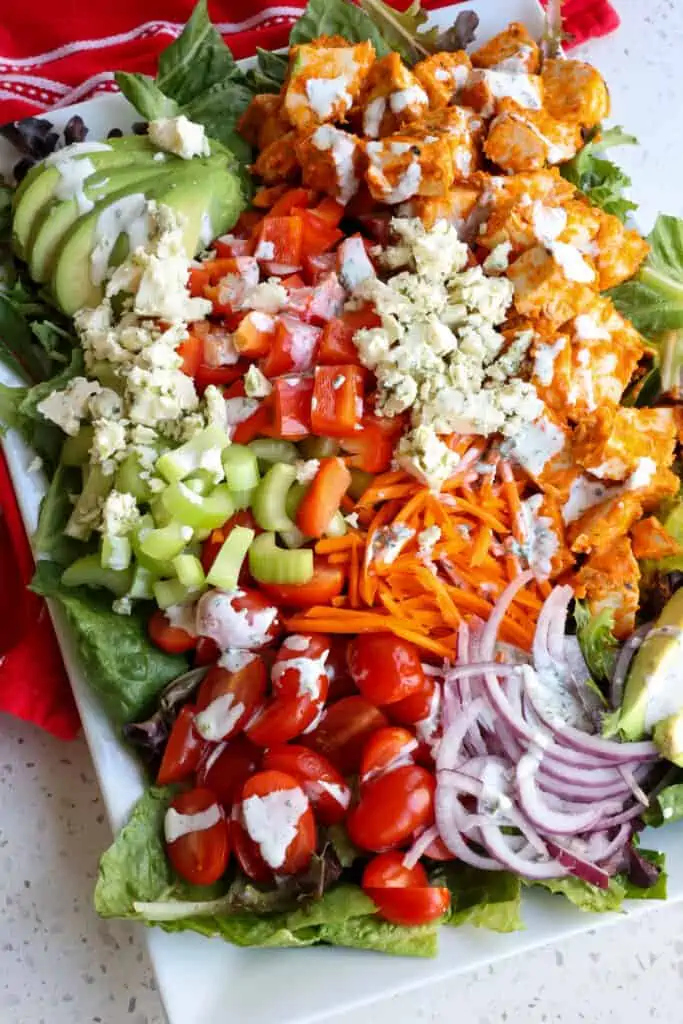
<box><xmin>303</xmin><ymin>696</ymin><xmax>388</xmax><ymax>775</ymax></box>
<box><xmin>257</xmin><ymin>560</ymin><xmax>345</xmax><ymax>609</ymax></box>
<box><xmin>361</xmin><ymin>852</ymin><xmax>450</xmax><ymax>925</ymax></box>
<box><xmin>262</xmin><ymin>744</ymin><xmax>351</xmax><ymax>825</ymax></box>
<box><xmin>359</xmin><ymin>726</ymin><xmax>417</xmax><ymax>788</ymax></box>
<box><xmin>388</xmin><ymin>676</ymin><xmax>438</xmax><ymax>726</ymax></box>
<box><xmin>272</xmin><ymin>633</ymin><xmax>331</xmax><ymax>702</ymax></box>
<box><xmin>245</xmin><ymin>693</ymin><xmax>322</xmax><ymax>747</ymax></box>
<box><xmin>165</xmin><ymin>787</ymin><xmax>230</xmax><ymax>886</ymax></box>
<box><xmin>196</xmin><ymin>735</ymin><xmax>261</xmax><ymax>807</ymax></box>
<box><xmin>157</xmin><ymin>704</ymin><xmax>205</xmax><ymax>786</ymax></box>
<box><xmin>194</xmin><ymin>637</ymin><xmax>220</xmax><ymax>666</ymax></box>
<box><xmin>239</xmin><ymin>770</ymin><xmax>316</xmax><ymax>876</ymax></box>
<box><xmin>347</xmin><ymin>634</ymin><xmax>426</xmax><ymax>706</ymax></box>
<box><xmin>196</xmin><ymin>587</ymin><xmax>280</xmax><ymax>651</ymax></box>
<box><xmin>148</xmin><ymin>609</ymin><xmax>197</xmax><ymax>655</ymax></box>
<box><xmin>194</xmin><ymin>657</ymin><xmax>267</xmax><ymax>743</ymax></box>
<box><xmin>347</xmin><ymin>765</ymin><xmax>436</xmax><ymax>852</ymax></box>
<box><xmin>324</xmin><ymin>637</ymin><xmax>357</xmax><ymax>703</ymax></box>
<box><xmin>362</xmin><ymin>850</ymin><xmax>428</xmax><ymax>890</ymax></box>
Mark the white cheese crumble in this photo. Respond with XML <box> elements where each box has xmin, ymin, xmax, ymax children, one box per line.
<box><xmin>244</xmin><ymin>364</ymin><xmax>273</xmax><ymax>399</ymax></box>
<box><xmin>148</xmin><ymin>116</ymin><xmax>210</xmax><ymax>160</ymax></box>
<box><xmin>37</xmin><ymin>377</ymin><xmax>103</xmax><ymax>436</ymax></box>
<box><xmin>295</xmin><ymin>459</ymin><xmax>320</xmax><ymax>484</ymax></box>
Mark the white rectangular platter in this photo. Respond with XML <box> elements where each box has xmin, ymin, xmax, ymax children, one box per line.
<box><xmin>3</xmin><ymin>2</ymin><xmax>683</xmax><ymax>1021</ymax></box>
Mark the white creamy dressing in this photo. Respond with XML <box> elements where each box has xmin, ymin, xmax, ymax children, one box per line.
<box><xmin>573</xmin><ymin>314</ymin><xmax>610</xmax><ymax>341</ymax></box>
<box><xmin>194</xmin><ymin>693</ymin><xmax>245</xmax><ymax>741</ymax></box>
<box><xmin>199</xmin><ymin>211</ymin><xmax>214</xmax><ymax>249</ymax></box>
<box><xmin>164</xmin><ymin>804</ymin><xmax>222</xmax><ymax>844</ymax></box>
<box><xmin>416</xmin><ymin>683</ymin><xmax>442</xmax><ymax>754</ymax></box>
<box><xmin>241</xmin><ymin>788</ymin><xmax>308</xmax><ymax>869</ymax></box>
<box><xmin>306</xmin><ymin>76</ymin><xmax>352</xmax><ymax>119</ymax></box>
<box><xmin>282</xmin><ymin>634</ymin><xmax>311</xmax><ymax>653</ymax></box>
<box><xmin>90</xmin><ymin>193</ymin><xmax>150</xmax><ymax>285</ymax></box>
<box><xmin>533</xmin><ymin>335</ymin><xmax>567</xmax><ymax>386</ymax></box>
<box><xmin>254</xmin><ymin>239</ymin><xmax>275</xmax><ymax>260</ymax></box>
<box><xmin>53</xmin><ymin>156</ymin><xmax>97</xmax><ymax>214</ymax></box>
<box><xmin>44</xmin><ymin>141</ymin><xmax>111</xmax><ymax>164</ymax></box>
<box><xmin>519</xmin><ymin>494</ymin><xmax>558</xmax><ymax>578</ymax></box>
<box><xmin>503</xmin><ymin>415</ymin><xmax>565</xmax><ymax>477</ymax></box>
<box><xmin>531</xmin><ymin>202</ymin><xmax>567</xmax><ymax>246</ymax></box>
<box><xmin>196</xmin><ymin>590</ymin><xmax>277</xmax><ymax>650</ymax></box>
<box><xmin>165</xmin><ymin>602</ymin><xmax>198</xmax><ymax>637</ymax></box>
<box><xmin>363</xmin><ymin>96</ymin><xmax>386</xmax><ymax>137</ymax></box>
<box><xmin>311</xmin><ymin>125</ymin><xmax>358</xmax><ymax>203</ymax></box>
<box><xmin>272</xmin><ymin>650</ymin><xmax>329</xmax><ymax>701</ymax></box>
<box><xmin>493</xmin><ymin>46</ymin><xmax>535</xmax><ymax>73</ymax></box>
<box><xmin>561</xmin><ymin>458</ymin><xmax>656</xmax><ymax>524</ymax></box>
<box><xmin>474</xmin><ymin>68</ymin><xmax>542</xmax><ymax>110</ymax></box>
<box><xmin>218</xmin><ymin>648</ymin><xmax>257</xmax><ymax>672</ymax></box>
<box><xmin>386</xmin><ymin>160</ymin><xmax>422</xmax><ymax>204</ymax></box>
<box><xmin>550</xmin><ymin>241</ymin><xmax>596</xmax><ymax>283</ymax></box>
<box><xmin>315</xmin><ymin>779</ymin><xmax>351</xmax><ymax>809</ymax></box>
<box><xmin>389</xmin><ymin>85</ymin><xmax>428</xmax><ymax>113</ymax></box>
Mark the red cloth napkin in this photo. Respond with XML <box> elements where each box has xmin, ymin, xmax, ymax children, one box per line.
<box><xmin>0</xmin><ymin>0</ymin><xmax>619</xmax><ymax>740</ymax></box>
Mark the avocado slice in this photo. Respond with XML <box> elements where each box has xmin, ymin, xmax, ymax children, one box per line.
<box><xmin>51</xmin><ymin>157</ymin><xmax>244</xmax><ymax>315</ymax></box>
<box><xmin>12</xmin><ymin>136</ymin><xmax>157</xmax><ymax>260</ymax></box>
<box><xmin>616</xmin><ymin>588</ymin><xmax>683</xmax><ymax>740</ymax></box>
<box><xmin>653</xmin><ymin>713</ymin><xmax>683</xmax><ymax>767</ymax></box>
<box><xmin>28</xmin><ymin>160</ymin><xmax>177</xmax><ymax>284</ymax></box>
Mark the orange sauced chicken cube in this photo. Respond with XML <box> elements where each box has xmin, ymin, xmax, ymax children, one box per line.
<box><xmin>592</xmin><ymin>212</ymin><xmax>650</xmax><ymax>290</ymax></box>
<box><xmin>460</xmin><ymin>69</ymin><xmax>543</xmax><ymax>120</ymax></box>
<box><xmin>503</xmin><ymin>408</ymin><xmax>577</xmax><ymax>503</ymax></box>
<box><xmin>413</xmin><ymin>51</ymin><xmax>472</xmax><ymax>109</ymax></box>
<box><xmin>414</xmin><ymin>106</ymin><xmax>482</xmax><ymax>181</ymax></box>
<box><xmin>471</xmin><ymin>22</ymin><xmax>541</xmax><ymax>74</ymax></box>
<box><xmin>480</xmin><ymin>168</ymin><xmax>576</xmax><ymax>210</ymax></box>
<box><xmin>480</xmin><ymin>191</ymin><xmax>601</xmax><ymax>259</ymax></box>
<box><xmin>507</xmin><ymin>244</ymin><xmax>596</xmax><ymax>328</ymax></box>
<box><xmin>238</xmin><ymin>94</ymin><xmax>289</xmax><ymax>151</ymax></box>
<box><xmin>364</xmin><ymin>132</ymin><xmax>455</xmax><ymax>203</ymax></box>
<box><xmin>634</xmin><ymin>466</ymin><xmax>680</xmax><ymax>511</ymax></box>
<box><xmin>631</xmin><ymin>517</ymin><xmax>683</xmax><ymax>561</ymax></box>
<box><xmin>295</xmin><ymin>125</ymin><xmax>364</xmax><ymax>203</ymax></box>
<box><xmin>575</xmin><ymin>537</ymin><xmax>640</xmax><ymax>639</ymax></box>
<box><xmin>284</xmin><ymin>39</ymin><xmax>375</xmax><ymax>132</ymax></box>
<box><xmin>402</xmin><ymin>185</ymin><xmax>480</xmax><ymax>229</ymax></box>
<box><xmin>531</xmin><ymin>298</ymin><xmax>645</xmax><ymax>420</ymax></box>
<box><xmin>252</xmin><ymin>131</ymin><xmax>300</xmax><ymax>184</ymax></box>
<box><xmin>573</xmin><ymin>407</ymin><xmax>677</xmax><ymax>481</ymax></box>
<box><xmin>541</xmin><ymin>59</ymin><xmax>610</xmax><ymax>129</ymax></box>
<box><xmin>357</xmin><ymin>53</ymin><xmax>429</xmax><ymax>138</ymax></box>
<box><xmin>484</xmin><ymin>102</ymin><xmax>582</xmax><ymax>173</ymax></box>
<box><xmin>567</xmin><ymin>492</ymin><xmax>643</xmax><ymax>554</ymax></box>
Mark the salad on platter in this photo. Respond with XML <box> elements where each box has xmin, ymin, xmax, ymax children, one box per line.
<box><xmin>3</xmin><ymin>0</ymin><xmax>683</xmax><ymax>958</ymax></box>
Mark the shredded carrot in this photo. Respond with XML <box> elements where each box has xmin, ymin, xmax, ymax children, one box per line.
<box><xmin>393</xmin><ymin>489</ymin><xmax>428</xmax><ymax>525</ymax></box>
<box><xmin>471</xmin><ymin>525</ymin><xmax>493</xmax><ymax>567</ymax></box>
<box><xmin>348</xmin><ymin>539</ymin><xmax>360</xmax><ymax>608</ymax></box>
<box><xmin>328</xmin><ymin>552</ymin><xmax>352</xmax><ymax>565</ymax></box>
<box><xmin>315</xmin><ymin>535</ymin><xmax>359</xmax><ymax>555</ymax></box>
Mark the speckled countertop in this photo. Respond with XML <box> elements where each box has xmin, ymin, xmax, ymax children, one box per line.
<box><xmin>2</xmin><ymin>2</ymin><xmax>683</xmax><ymax>1022</ymax></box>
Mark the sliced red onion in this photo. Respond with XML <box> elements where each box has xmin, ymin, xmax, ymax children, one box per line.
<box><xmin>610</xmin><ymin>624</ymin><xmax>650</xmax><ymax>710</ymax></box>
<box><xmin>403</xmin><ymin>825</ymin><xmax>440</xmax><ymax>870</ymax></box>
<box><xmin>478</xmin><ymin>821</ymin><xmax>566</xmax><ymax>880</ymax></box>
<box><xmin>434</xmin><ymin>786</ymin><xmax>500</xmax><ymax>870</ymax></box>
<box><xmin>545</xmin><ymin>840</ymin><xmax>609</xmax><ymax>889</ymax></box>
<box><xmin>515</xmin><ymin>753</ymin><xmax>620</xmax><ymax>835</ymax></box>
<box><xmin>618</xmin><ymin>765</ymin><xmax>650</xmax><ymax>807</ymax></box>
<box><xmin>480</xmin><ymin>570</ymin><xmax>534</xmax><ymax>661</ymax></box>
<box><xmin>436</xmin><ymin>698</ymin><xmax>486</xmax><ymax>771</ymax></box>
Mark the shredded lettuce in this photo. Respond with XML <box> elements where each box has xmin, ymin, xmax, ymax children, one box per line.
<box><xmin>611</xmin><ymin>214</ymin><xmax>683</xmax><ymax>335</ymax></box>
<box><xmin>560</xmin><ymin>126</ymin><xmax>637</xmax><ymax>222</ymax></box>
<box><xmin>643</xmin><ymin>782</ymin><xmax>683</xmax><ymax>827</ymax></box>
<box><xmin>434</xmin><ymin>862</ymin><xmax>523</xmax><ymax>933</ymax></box>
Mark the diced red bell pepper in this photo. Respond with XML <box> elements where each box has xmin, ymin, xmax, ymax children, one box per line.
<box><xmin>232</xmin><ymin>397</ymin><xmax>275</xmax><ymax>444</ymax></box>
<box><xmin>281</xmin><ymin>273</ymin><xmax>306</xmax><ymax>291</ymax></box>
<box><xmin>342</xmin><ymin>304</ymin><xmax>382</xmax><ymax>332</ymax></box>
<box><xmin>318</xmin><ymin>320</ymin><xmax>362</xmax><ymax>365</ymax></box>
<box><xmin>303</xmin><ymin>252</ymin><xmax>338</xmax><ymax>286</ymax></box>
<box><xmin>260</xmin><ymin>316</ymin><xmax>321</xmax><ymax>378</ymax></box>
<box><xmin>300</xmin><ymin>209</ymin><xmax>343</xmax><ymax>259</ymax></box>
<box><xmin>188</xmin><ymin>266</ymin><xmax>211</xmax><ymax>297</ymax></box>
<box><xmin>311</xmin><ymin>365</ymin><xmax>365</xmax><ymax>438</ymax></box>
<box><xmin>311</xmin><ymin>197</ymin><xmax>345</xmax><ymax>227</ymax></box>
<box><xmin>284</xmin><ymin>273</ymin><xmax>346</xmax><ymax>326</ymax></box>
<box><xmin>296</xmin><ymin>457</ymin><xmax>352</xmax><ymax>538</ymax></box>
<box><xmin>340</xmin><ymin>413</ymin><xmax>404</xmax><ymax>473</ymax></box>
<box><xmin>253</xmin><ymin>216</ymin><xmax>304</xmax><ymax>267</ymax></box>
<box><xmin>272</xmin><ymin>377</ymin><xmax>314</xmax><ymax>440</ymax></box>
<box><xmin>194</xmin><ymin>322</ymin><xmax>240</xmax><ymax>368</ymax></box>
<box><xmin>234</xmin><ymin>210</ymin><xmax>262</xmax><ymax>237</ymax></box>
<box><xmin>269</xmin><ymin>188</ymin><xmax>317</xmax><ymax>217</ymax></box>
<box><xmin>194</xmin><ymin>361</ymin><xmax>248</xmax><ymax>394</ymax></box>
<box><xmin>233</xmin><ymin>311</ymin><xmax>277</xmax><ymax>357</ymax></box>
<box><xmin>214</xmin><ymin>235</ymin><xmax>253</xmax><ymax>258</ymax></box>
<box><xmin>178</xmin><ymin>333</ymin><xmax>203</xmax><ymax>377</ymax></box>
<box><xmin>203</xmin><ymin>256</ymin><xmax>259</xmax><ymax>314</ymax></box>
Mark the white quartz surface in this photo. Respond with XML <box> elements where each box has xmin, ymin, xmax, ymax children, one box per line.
<box><xmin>2</xmin><ymin>1</ymin><xmax>683</xmax><ymax>1021</ymax></box>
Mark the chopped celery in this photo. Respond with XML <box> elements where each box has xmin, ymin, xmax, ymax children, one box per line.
<box><xmin>285</xmin><ymin>481</ymin><xmax>308</xmax><ymax>519</ymax></box>
<box><xmin>299</xmin><ymin>436</ymin><xmax>339</xmax><ymax>459</ymax></box>
<box><xmin>62</xmin><ymin>553</ymin><xmax>133</xmax><ymax>597</ymax></box>
<box><xmin>206</xmin><ymin>525</ymin><xmax>255</xmax><ymax>590</ymax></box>
<box><xmin>115</xmin><ymin>452</ymin><xmax>153</xmax><ymax>503</ymax></box>
<box><xmin>61</xmin><ymin>426</ymin><xmax>94</xmax><ymax>467</ymax></box>
<box><xmin>139</xmin><ymin>521</ymin><xmax>193</xmax><ymax>562</ymax></box>
<box><xmin>325</xmin><ymin>510</ymin><xmax>348</xmax><ymax>538</ymax></box>
<box><xmin>279</xmin><ymin>525</ymin><xmax>309</xmax><ymax>549</ymax></box>
<box><xmin>161</xmin><ymin>481</ymin><xmax>235</xmax><ymax>530</ymax></box>
<box><xmin>222</xmin><ymin>444</ymin><xmax>260</xmax><ymax>493</ymax></box>
<box><xmin>64</xmin><ymin>465</ymin><xmax>114</xmax><ymax>541</ymax></box>
<box><xmin>252</xmin><ymin>463</ymin><xmax>297</xmax><ymax>532</ymax></box>
<box><xmin>185</xmin><ymin>470</ymin><xmax>216</xmax><ymax>496</ymax></box>
<box><xmin>153</xmin><ymin>579</ymin><xmax>203</xmax><ymax>611</ymax></box>
<box><xmin>231</xmin><ymin>488</ymin><xmax>256</xmax><ymax>510</ymax></box>
<box><xmin>101</xmin><ymin>534</ymin><xmax>132</xmax><ymax>571</ymax></box>
<box><xmin>173</xmin><ymin>553</ymin><xmax>206</xmax><ymax>588</ymax></box>
<box><xmin>156</xmin><ymin>425</ymin><xmax>230</xmax><ymax>484</ymax></box>
<box><xmin>150</xmin><ymin>495</ymin><xmax>174</xmax><ymax>527</ymax></box>
<box><xmin>131</xmin><ymin>515</ymin><xmax>177</xmax><ymax>576</ymax></box>
<box><xmin>249</xmin><ymin>531</ymin><xmax>314</xmax><ymax>584</ymax></box>
<box><xmin>348</xmin><ymin>468</ymin><xmax>374</xmax><ymax>501</ymax></box>
<box><xmin>249</xmin><ymin>438</ymin><xmax>299</xmax><ymax>470</ymax></box>
<box><xmin>128</xmin><ymin>565</ymin><xmax>157</xmax><ymax>600</ymax></box>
